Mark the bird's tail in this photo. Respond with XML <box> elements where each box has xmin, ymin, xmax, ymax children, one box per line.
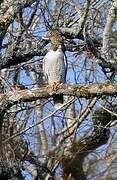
<box><xmin>53</xmin><ymin>94</ymin><xmax>63</xmax><ymax>109</ymax></box>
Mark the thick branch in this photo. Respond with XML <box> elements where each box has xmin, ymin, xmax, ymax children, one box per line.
<box><xmin>0</xmin><ymin>49</ymin><xmax>44</xmax><ymax>70</ymax></box>
<box><xmin>0</xmin><ymin>84</ymin><xmax>117</xmax><ymax>109</ymax></box>
<box><xmin>103</xmin><ymin>2</ymin><xmax>117</xmax><ymax>62</ymax></box>
<box><xmin>0</xmin><ymin>0</ymin><xmax>37</xmax><ymax>46</ymax></box>
<box><xmin>0</xmin><ymin>38</ymin><xmax>48</xmax><ymax>70</ymax></box>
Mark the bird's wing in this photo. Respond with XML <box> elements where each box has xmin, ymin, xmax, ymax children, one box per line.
<box><xmin>43</xmin><ymin>53</ymin><xmax>49</xmax><ymax>83</ymax></box>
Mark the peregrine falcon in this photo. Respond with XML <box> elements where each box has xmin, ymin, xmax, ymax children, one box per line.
<box><xmin>43</xmin><ymin>32</ymin><xmax>67</xmax><ymax>109</ymax></box>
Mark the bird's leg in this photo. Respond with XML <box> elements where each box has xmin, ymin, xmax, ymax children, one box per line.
<box><xmin>47</xmin><ymin>82</ymin><xmax>63</xmax><ymax>91</ymax></box>
<box><xmin>47</xmin><ymin>83</ymin><xmax>56</xmax><ymax>90</ymax></box>
<box><xmin>53</xmin><ymin>82</ymin><xmax>63</xmax><ymax>91</ymax></box>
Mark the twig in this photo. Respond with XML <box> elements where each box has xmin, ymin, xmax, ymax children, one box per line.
<box><xmin>3</xmin><ymin>97</ymin><xmax>75</xmax><ymax>143</ymax></box>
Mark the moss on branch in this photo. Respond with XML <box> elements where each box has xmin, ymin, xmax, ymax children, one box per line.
<box><xmin>0</xmin><ymin>84</ymin><xmax>117</xmax><ymax>111</ymax></box>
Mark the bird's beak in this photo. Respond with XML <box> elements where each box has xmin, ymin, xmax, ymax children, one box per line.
<box><xmin>58</xmin><ymin>44</ymin><xmax>62</xmax><ymax>48</ymax></box>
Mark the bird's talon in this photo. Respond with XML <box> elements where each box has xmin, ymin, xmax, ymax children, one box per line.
<box><xmin>47</xmin><ymin>82</ymin><xmax>63</xmax><ymax>91</ymax></box>
<box><xmin>54</xmin><ymin>82</ymin><xmax>63</xmax><ymax>91</ymax></box>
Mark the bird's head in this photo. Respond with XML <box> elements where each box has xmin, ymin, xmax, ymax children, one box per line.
<box><xmin>43</xmin><ymin>30</ymin><xmax>65</xmax><ymax>51</ymax></box>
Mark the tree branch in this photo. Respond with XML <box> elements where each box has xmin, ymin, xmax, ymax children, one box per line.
<box><xmin>59</xmin><ymin>0</ymin><xmax>91</xmax><ymax>38</ymax></box>
<box><xmin>103</xmin><ymin>2</ymin><xmax>117</xmax><ymax>62</ymax></box>
<box><xmin>61</xmin><ymin>107</ymin><xmax>111</xmax><ymax>179</ymax></box>
<box><xmin>0</xmin><ymin>0</ymin><xmax>37</xmax><ymax>46</ymax></box>
<box><xmin>0</xmin><ymin>84</ymin><xmax>117</xmax><ymax>108</ymax></box>
<box><xmin>0</xmin><ymin>38</ymin><xmax>48</xmax><ymax>70</ymax></box>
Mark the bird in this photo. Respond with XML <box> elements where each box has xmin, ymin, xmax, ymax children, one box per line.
<box><xmin>43</xmin><ymin>31</ymin><xmax>67</xmax><ymax>109</ymax></box>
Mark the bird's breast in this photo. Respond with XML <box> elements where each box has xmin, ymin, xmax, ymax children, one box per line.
<box><xmin>45</xmin><ymin>50</ymin><xmax>64</xmax><ymax>61</ymax></box>
<box><xmin>44</xmin><ymin>50</ymin><xmax>66</xmax><ymax>83</ymax></box>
